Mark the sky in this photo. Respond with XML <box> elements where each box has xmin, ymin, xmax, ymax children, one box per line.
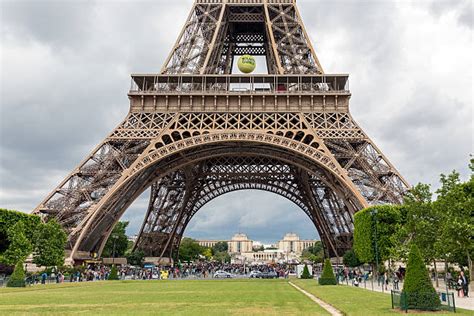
<box><xmin>0</xmin><ymin>0</ymin><xmax>472</xmax><ymax>244</ymax></box>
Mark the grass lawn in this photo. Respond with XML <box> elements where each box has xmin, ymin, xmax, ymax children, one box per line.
<box><xmin>0</xmin><ymin>279</ymin><xmax>329</xmax><ymax>315</ymax></box>
<box><xmin>292</xmin><ymin>279</ymin><xmax>472</xmax><ymax>316</ymax></box>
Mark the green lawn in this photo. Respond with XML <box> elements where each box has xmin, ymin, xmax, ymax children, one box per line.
<box><xmin>0</xmin><ymin>279</ymin><xmax>329</xmax><ymax>315</ymax></box>
<box><xmin>292</xmin><ymin>279</ymin><xmax>472</xmax><ymax>316</ymax></box>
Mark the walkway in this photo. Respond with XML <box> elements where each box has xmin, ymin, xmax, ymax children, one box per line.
<box><xmin>341</xmin><ymin>279</ymin><xmax>473</xmax><ymax>311</ymax></box>
<box><xmin>289</xmin><ymin>281</ymin><xmax>343</xmax><ymax>316</ymax></box>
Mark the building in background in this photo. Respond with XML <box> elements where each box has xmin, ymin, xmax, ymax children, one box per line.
<box><xmin>195</xmin><ymin>233</ymin><xmax>318</xmax><ymax>264</ymax></box>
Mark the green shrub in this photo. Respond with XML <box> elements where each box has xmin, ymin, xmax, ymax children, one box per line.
<box><xmin>7</xmin><ymin>261</ymin><xmax>26</xmax><ymax>287</ymax></box>
<box><xmin>0</xmin><ymin>209</ymin><xmax>40</xmax><ymax>254</ymax></box>
<box><xmin>319</xmin><ymin>259</ymin><xmax>337</xmax><ymax>285</ymax></box>
<box><xmin>402</xmin><ymin>244</ymin><xmax>440</xmax><ymax>311</ymax></box>
<box><xmin>108</xmin><ymin>265</ymin><xmax>119</xmax><ymax>280</ymax></box>
<box><xmin>301</xmin><ymin>264</ymin><xmax>312</xmax><ymax>279</ymax></box>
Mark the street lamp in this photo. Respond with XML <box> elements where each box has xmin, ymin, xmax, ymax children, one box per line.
<box><xmin>112</xmin><ymin>234</ymin><xmax>119</xmax><ymax>266</ymax></box>
<box><xmin>371</xmin><ymin>210</ymin><xmax>380</xmax><ymax>291</ymax></box>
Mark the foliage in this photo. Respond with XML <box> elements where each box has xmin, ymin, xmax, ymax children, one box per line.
<box><xmin>108</xmin><ymin>265</ymin><xmax>119</xmax><ymax>280</ymax></box>
<box><xmin>354</xmin><ymin>205</ymin><xmax>401</xmax><ymax>264</ymax></box>
<box><xmin>0</xmin><ymin>209</ymin><xmax>40</xmax><ymax>254</ymax></box>
<box><xmin>319</xmin><ymin>259</ymin><xmax>337</xmax><ymax>285</ymax></box>
<box><xmin>102</xmin><ymin>221</ymin><xmax>129</xmax><ymax>258</ymax></box>
<box><xmin>6</xmin><ymin>261</ymin><xmax>26</xmax><ymax>287</ymax></box>
<box><xmin>433</xmin><ymin>169</ymin><xmax>474</xmax><ymax>282</ymax></box>
<box><xmin>126</xmin><ymin>250</ymin><xmax>144</xmax><ymax>266</ymax></box>
<box><xmin>211</xmin><ymin>241</ymin><xmax>228</xmax><ymax>254</ymax></box>
<box><xmin>402</xmin><ymin>244</ymin><xmax>440</xmax><ymax>310</ymax></box>
<box><xmin>1</xmin><ymin>221</ymin><xmax>32</xmax><ymax>266</ymax></box>
<box><xmin>301</xmin><ymin>241</ymin><xmax>324</xmax><ymax>263</ymax></box>
<box><xmin>179</xmin><ymin>238</ymin><xmax>203</xmax><ymax>262</ymax></box>
<box><xmin>32</xmin><ymin>219</ymin><xmax>67</xmax><ymax>267</ymax></box>
<box><xmin>301</xmin><ymin>264</ymin><xmax>312</xmax><ymax>279</ymax></box>
<box><xmin>201</xmin><ymin>247</ymin><xmax>212</xmax><ymax>260</ymax></box>
<box><xmin>391</xmin><ymin>184</ymin><xmax>440</xmax><ymax>263</ymax></box>
<box><xmin>343</xmin><ymin>249</ymin><xmax>361</xmax><ymax>267</ymax></box>
<box><xmin>213</xmin><ymin>251</ymin><xmax>231</xmax><ymax>263</ymax></box>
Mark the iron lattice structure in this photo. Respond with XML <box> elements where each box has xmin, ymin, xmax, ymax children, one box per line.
<box><xmin>33</xmin><ymin>0</ymin><xmax>409</xmax><ymax>262</ymax></box>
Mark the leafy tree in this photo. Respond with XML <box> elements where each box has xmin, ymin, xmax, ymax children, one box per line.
<box><xmin>343</xmin><ymin>249</ymin><xmax>361</xmax><ymax>267</ymax></box>
<box><xmin>434</xmin><ymin>167</ymin><xmax>474</xmax><ymax>285</ymax></box>
<box><xmin>213</xmin><ymin>251</ymin><xmax>231</xmax><ymax>263</ymax></box>
<box><xmin>102</xmin><ymin>221</ymin><xmax>129</xmax><ymax>258</ymax></box>
<box><xmin>301</xmin><ymin>241</ymin><xmax>324</xmax><ymax>263</ymax></box>
<box><xmin>108</xmin><ymin>265</ymin><xmax>119</xmax><ymax>280</ymax></box>
<box><xmin>33</xmin><ymin>219</ymin><xmax>67</xmax><ymax>267</ymax></box>
<box><xmin>0</xmin><ymin>209</ymin><xmax>40</xmax><ymax>254</ymax></box>
<box><xmin>126</xmin><ymin>250</ymin><xmax>145</xmax><ymax>266</ymax></box>
<box><xmin>179</xmin><ymin>238</ymin><xmax>203</xmax><ymax>262</ymax></box>
<box><xmin>6</xmin><ymin>261</ymin><xmax>26</xmax><ymax>287</ymax></box>
<box><xmin>301</xmin><ymin>264</ymin><xmax>312</xmax><ymax>279</ymax></box>
<box><xmin>1</xmin><ymin>221</ymin><xmax>32</xmax><ymax>266</ymax></box>
<box><xmin>253</xmin><ymin>245</ymin><xmax>264</xmax><ymax>252</ymax></box>
<box><xmin>402</xmin><ymin>244</ymin><xmax>440</xmax><ymax>311</ymax></box>
<box><xmin>201</xmin><ymin>247</ymin><xmax>212</xmax><ymax>260</ymax></box>
<box><xmin>212</xmin><ymin>241</ymin><xmax>228</xmax><ymax>254</ymax></box>
<box><xmin>319</xmin><ymin>259</ymin><xmax>337</xmax><ymax>285</ymax></box>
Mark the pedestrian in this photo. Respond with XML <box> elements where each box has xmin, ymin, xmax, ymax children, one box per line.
<box><xmin>460</xmin><ymin>271</ymin><xmax>469</xmax><ymax>297</ymax></box>
<box><xmin>457</xmin><ymin>275</ymin><xmax>464</xmax><ymax>297</ymax></box>
<box><xmin>384</xmin><ymin>272</ymin><xmax>389</xmax><ymax>290</ymax></box>
<box><xmin>393</xmin><ymin>272</ymin><xmax>399</xmax><ymax>290</ymax></box>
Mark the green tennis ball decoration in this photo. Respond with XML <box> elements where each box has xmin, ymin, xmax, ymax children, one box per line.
<box><xmin>238</xmin><ymin>55</ymin><xmax>256</xmax><ymax>74</ymax></box>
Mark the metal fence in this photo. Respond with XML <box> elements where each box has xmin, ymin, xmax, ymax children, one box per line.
<box><xmin>391</xmin><ymin>290</ymin><xmax>456</xmax><ymax>313</ymax></box>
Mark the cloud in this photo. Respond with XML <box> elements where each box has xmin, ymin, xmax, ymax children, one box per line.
<box><xmin>0</xmin><ymin>0</ymin><xmax>472</xmax><ymax>241</ymax></box>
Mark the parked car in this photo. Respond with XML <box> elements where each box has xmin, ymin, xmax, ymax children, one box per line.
<box><xmin>258</xmin><ymin>271</ymin><xmax>278</xmax><ymax>279</ymax></box>
<box><xmin>213</xmin><ymin>270</ymin><xmax>232</xmax><ymax>278</ymax></box>
<box><xmin>249</xmin><ymin>271</ymin><xmax>262</xmax><ymax>278</ymax></box>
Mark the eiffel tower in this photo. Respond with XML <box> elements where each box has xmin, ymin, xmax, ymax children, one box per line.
<box><xmin>33</xmin><ymin>0</ymin><xmax>409</xmax><ymax>263</ymax></box>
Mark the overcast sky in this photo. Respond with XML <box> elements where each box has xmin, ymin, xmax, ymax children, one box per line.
<box><xmin>0</xmin><ymin>0</ymin><xmax>472</xmax><ymax>243</ymax></box>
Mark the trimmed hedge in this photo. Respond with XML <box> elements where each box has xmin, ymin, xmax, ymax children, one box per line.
<box><xmin>402</xmin><ymin>244</ymin><xmax>440</xmax><ymax>311</ymax></box>
<box><xmin>7</xmin><ymin>261</ymin><xmax>26</xmax><ymax>287</ymax></box>
<box><xmin>353</xmin><ymin>205</ymin><xmax>401</xmax><ymax>264</ymax></box>
<box><xmin>319</xmin><ymin>259</ymin><xmax>337</xmax><ymax>285</ymax></box>
<box><xmin>301</xmin><ymin>264</ymin><xmax>312</xmax><ymax>279</ymax></box>
<box><xmin>0</xmin><ymin>209</ymin><xmax>41</xmax><ymax>254</ymax></box>
<box><xmin>108</xmin><ymin>265</ymin><xmax>119</xmax><ymax>280</ymax></box>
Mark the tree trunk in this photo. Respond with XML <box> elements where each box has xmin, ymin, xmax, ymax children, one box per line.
<box><xmin>433</xmin><ymin>259</ymin><xmax>439</xmax><ymax>288</ymax></box>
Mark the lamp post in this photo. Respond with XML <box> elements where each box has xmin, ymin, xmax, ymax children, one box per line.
<box><xmin>371</xmin><ymin>210</ymin><xmax>380</xmax><ymax>291</ymax></box>
<box><xmin>112</xmin><ymin>234</ymin><xmax>119</xmax><ymax>266</ymax></box>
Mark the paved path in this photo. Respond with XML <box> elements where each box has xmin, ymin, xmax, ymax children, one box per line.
<box><xmin>289</xmin><ymin>281</ymin><xmax>343</xmax><ymax>316</ymax></box>
<box><xmin>341</xmin><ymin>279</ymin><xmax>473</xmax><ymax>311</ymax></box>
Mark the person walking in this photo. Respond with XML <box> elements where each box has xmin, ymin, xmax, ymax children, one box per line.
<box><xmin>460</xmin><ymin>271</ymin><xmax>469</xmax><ymax>297</ymax></box>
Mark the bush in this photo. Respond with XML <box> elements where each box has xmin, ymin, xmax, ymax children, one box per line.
<box><xmin>319</xmin><ymin>259</ymin><xmax>337</xmax><ymax>285</ymax></box>
<box><xmin>0</xmin><ymin>209</ymin><xmax>40</xmax><ymax>254</ymax></box>
<box><xmin>301</xmin><ymin>264</ymin><xmax>312</xmax><ymax>279</ymax></box>
<box><xmin>402</xmin><ymin>244</ymin><xmax>440</xmax><ymax>311</ymax></box>
<box><xmin>7</xmin><ymin>261</ymin><xmax>26</xmax><ymax>287</ymax></box>
<box><xmin>108</xmin><ymin>265</ymin><xmax>119</xmax><ymax>280</ymax></box>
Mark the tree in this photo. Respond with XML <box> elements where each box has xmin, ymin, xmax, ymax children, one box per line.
<box><xmin>402</xmin><ymin>244</ymin><xmax>440</xmax><ymax>311</ymax></box>
<box><xmin>212</xmin><ymin>241</ymin><xmax>228</xmax><ymax>254</ymax></box>
<box><xmin>0</xmin><ymin>209</ymin><xmax>40</xmax><ymax>254</ymax></box>
<box><xmin>319</xmin><ymin>259</ymin><xmax>337</xmax><ymax>285</ymax></box>
<box><xmin>102</xmin><ymin>221</ymin><xmax>129</xmax><ymax>258</ymax></box>
<box><xmin>343</xmin><ymin>249</ymin><xmax>361</xmax><ymax>267</ymax></box>
<box><xmin>179</xmin><ymin>238</ymin><xmax>203</xmax><ymax>262</ymax></box>
<box><xmin>434</xmin><ymin>168</ymin><xmax>474</xmax><ymax>286</ymax></box>
<box><xmin>201</xmin><ymin>247</ymin><xmax>212</xmax><ymax>260</ymax></box>
<box><xmin>108</xmin><ymin>265</ymin><xmax>119</xmax><ymax>280</ymax></box>
<box><xmin>301</xmin><ymin>264</ymin><xmax>312</xmax><ymax>279</ymax></box>
<box><xmin>213</xmin><ymin>251</ymin><xmax>230</xmax><ymax>263</ymax></box>
<box><xmin>1</xmin><ymin>221</ymin><xmax>32</xmax><ymax>266</ymax></box>
<box><xmin>301</xmin><ymin>241</ymin><xmax>324</xmax><ymax>263</ymax></box>
<box><xmin>6</xmin><ymin>261</ymin><xmax>26</xmax><ymax>287</ymax></box>
<box><xmin>126</xmin><ymin>250</ymin><xmax>144</xmax><ymax>266</ymax></box>
<box><xmin>32</xmin><ymin>219</ymin><xmax>67</xmax><ymax>267</ymax></box>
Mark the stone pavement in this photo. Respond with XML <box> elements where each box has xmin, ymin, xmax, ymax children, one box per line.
<box><xmin>341</xmin><ymin>278</ymin><xmax>474</xmax><ymax>311</ymax></box>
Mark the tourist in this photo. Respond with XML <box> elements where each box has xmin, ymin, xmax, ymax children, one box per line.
<box><xmin>393</xmin><ymin>272</ymin><xmax>399</xmax><ymax>290</ymax></box>
<box><xmin>460</xmin><ymin>271</ymin><xmax>469</xmax><ymax>297</ymax></box>
<box><xmin>457</xmin><ymin>275</ymin><xmax>464</xmax><ymax>297</ymax></box>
